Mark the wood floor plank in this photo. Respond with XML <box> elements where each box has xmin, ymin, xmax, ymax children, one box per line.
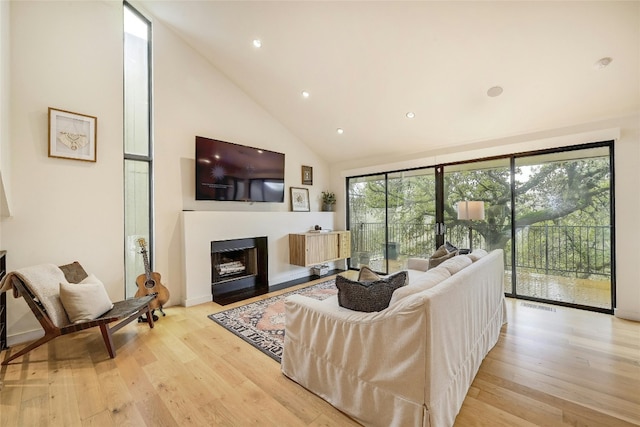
<box><xmin>48</xmin><ymin>360</ymin><xmax>83</xmax><ymax>426</ymax></box>
<box><xmin>81</xmin><ymin>409</ymin><xmax>115</xmax><ymax>427</ymax></box>
<box><xmin>1</xmin><ymin>290</ymin><xmax>638</xmax><ymax>426</ymax></box>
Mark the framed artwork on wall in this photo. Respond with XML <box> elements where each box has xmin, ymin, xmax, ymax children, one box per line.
<box><xmin>301</xmin><ymin>165</ymin><xmax>313</xmax><ymax>185</ymax></box>
<box><xmin>290</xmin><ymin>187</ymin><xmax>310</xmax><ymax>212</ymax></box>
<box><xmin>48</xmin><ymin>107</ymin><xmax>97</xmax><ymax>162</ymax></box>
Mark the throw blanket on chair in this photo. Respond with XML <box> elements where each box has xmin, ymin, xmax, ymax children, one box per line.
<box><xmin>0</xmin><ymin>264</ymin><xmax>72</xmax><ymax>327</ymax></box>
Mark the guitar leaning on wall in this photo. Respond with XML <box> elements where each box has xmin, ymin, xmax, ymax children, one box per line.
<box><xmin>135</xmin><ymin>238</ymin><xmax>170</xmax><ymax>318</ymax></box>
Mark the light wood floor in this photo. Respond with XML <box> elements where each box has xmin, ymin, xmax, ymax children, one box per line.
<box><xmin>1</xmin><ymin>276</ymin><xmax>639</xmax><ymax>426</ymax></box>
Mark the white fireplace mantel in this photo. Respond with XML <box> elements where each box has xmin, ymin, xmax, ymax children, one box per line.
<box><xmin>181</xmin><ymin>210</ymin><xmax>338</xmax><ymax>306</ymax></box>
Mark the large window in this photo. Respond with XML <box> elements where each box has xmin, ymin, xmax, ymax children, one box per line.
<box><xmin>346</xmin><ymin>142</ymin><xmax>614</xmax><ymax>313</ymax></box>
<box><xmin>512</xmin><ymin>146</ymin><xmax>613</xmax><ymax>309</ymax></box>
<box><xmin>124</xmin><ymin>4</ymin><xmax>152</xmax><ymax>297</ymax></box>
<box><xmin>443</xmin><ymin>159</ymin><xmax>512</xmax><ymax>253</ymax></box>
<box><xmin>347</xmin><ymin>169</ymin><xmax>436</xmax><ymax>274</ymax></box>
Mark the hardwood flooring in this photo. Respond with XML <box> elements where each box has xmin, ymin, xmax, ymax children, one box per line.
<box><xmin>1</xmin><ymin>277</ymin><xmax>638</xmax><ymax>426</ymax></box>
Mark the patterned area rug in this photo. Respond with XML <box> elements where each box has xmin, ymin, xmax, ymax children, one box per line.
<box><xmin>208</xmin><ymin>279</ymin><xmax>337</xmax><ymax>363</ymax></box>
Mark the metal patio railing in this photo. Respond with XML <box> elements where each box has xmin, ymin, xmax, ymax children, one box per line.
<box><xmin>350</xmin><ymin>222</ymin><xmax>611</xmax><ymax>279</ymax></box>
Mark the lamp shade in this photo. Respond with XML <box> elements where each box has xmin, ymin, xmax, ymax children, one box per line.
<box><xmin>457</xmin><ymin>201</ymin><xmax>485</xmax><ymax>220</ymax></box>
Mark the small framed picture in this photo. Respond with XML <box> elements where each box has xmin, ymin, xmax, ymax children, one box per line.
<box><xmin>48</xmin><ymin>107</ymin><xmax>97</xmax><ymax>162</ymax></box>
<box><xmin>290</xmin><ymin>187</ymin><xmax>310</xmax><ymax>212</ymax></box>
<box><xmin>301</xmin><ymin>165</ymin><xmax>313</xmax><ymax>185</ymax></box>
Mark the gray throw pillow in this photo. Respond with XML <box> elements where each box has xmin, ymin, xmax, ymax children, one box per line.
<box><xmin>336</xmin><ymin>271</ymin><xmax>408</xmax><ymax>312</ymax></box>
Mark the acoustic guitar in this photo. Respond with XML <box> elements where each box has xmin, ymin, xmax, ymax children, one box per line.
<box><xmin>135</xmin><ymin>238</ymin><xmax>170</xmax><ymax>316</ymax></box>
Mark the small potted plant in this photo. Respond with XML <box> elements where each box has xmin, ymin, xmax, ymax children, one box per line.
<box><xmin>321</xmin><ymin>191</ymin><xmax>336</xmax><ymax>212</ymax></box>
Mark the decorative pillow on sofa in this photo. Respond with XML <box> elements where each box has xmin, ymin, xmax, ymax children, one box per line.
<box><xmin>358</xmin><ymin>266</ymin><xmax>381</xmax><ymax>282</ymax></box>
<box><xmin>336</xmin><ymin>271</ymin><xmax>408</xmax><ymax>312</ymax></box>
<box><xmin>59</xmin><ymin>274</ymin><xmax>114</xmax><ymax>324</ymax></box>
<box><xmin>428</xmin><ymin>245</ymin><xmax>457</xmax><ymax>269</ymax></box>
<box><xmin>445</xmin><ymin>241</ymin><xmax>458</xmax><ymax>253</ymax></box>
<box><xmin>389</xmin><ymin>266</ymin><xmax>451</xmax><ymax>306</ymax></box>
<box><xmin>468</xmin><ymin>249</ymin><xmax>488</xmax><ymax>262</ymax></box>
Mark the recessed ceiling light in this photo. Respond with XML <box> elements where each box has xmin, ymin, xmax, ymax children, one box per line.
<box><xmin>406</xmin><ymin>112</ymin><xmax>415</xmax><ymax>119</ymax></box>
<box><xmin>301</xmin><ymin>91</ymin><xmax>310</xmax><ymax>98</ymax></box>
<box><xmin>336</xmin><ymin>128</ymin><xmax>344</xmax><ymax>135</ymax></box>
<box><xmin>594</xmin><ymin>57</ymin><xmax>613</xmax><ymax>70</ymax></box>
<box><xmin>487</xmin><ymin>86</ymin><xmax>503</xmax><ymax>97</ymax></box>
<box><xmin>252</xmin><ymin>39</ymin><xmax>262</xmax><ymax>48</ymax></box>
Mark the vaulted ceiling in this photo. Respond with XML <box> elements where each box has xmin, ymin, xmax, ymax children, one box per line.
<box><xmin>138</xmin><ymin>1</ymin><xmax>640</xmax><ymax>163</ymax></box>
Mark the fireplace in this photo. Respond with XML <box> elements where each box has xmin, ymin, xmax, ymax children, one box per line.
<box><xmin>211</xmin><ymin>236</ymin><xmax>268</xmax><ymax>304</ymax></box>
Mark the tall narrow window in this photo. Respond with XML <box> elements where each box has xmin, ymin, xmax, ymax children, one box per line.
<box><xmin>124</xmin><ymin>4</ymin><xmax>152</xmax><ymax>298</ymax></box>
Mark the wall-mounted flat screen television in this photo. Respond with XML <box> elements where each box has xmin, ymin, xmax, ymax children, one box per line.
<box><xmin>195</xmin><ymin>136</ymin><xmax>285</xmax><ymax>202</ymax></box>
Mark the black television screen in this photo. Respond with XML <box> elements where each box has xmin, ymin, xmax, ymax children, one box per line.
<box><xmin>195</xmin><ymin>136</ymin><xmax>285</xmax><ymax>202</ymax></box>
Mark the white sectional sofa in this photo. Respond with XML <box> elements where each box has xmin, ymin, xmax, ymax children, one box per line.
<box><xmin>281</xmin><ymin>249</ymin><xmax>507</xmax><ymax>427</ymax></box>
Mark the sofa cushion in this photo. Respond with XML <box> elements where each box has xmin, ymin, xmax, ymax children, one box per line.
<box><xmin>336</xmin><ymin>271</ymin><xmax>408</xmax><ymax>312</ymax></box>
<box><xmin>59</xmin><ymin>274</ymin><xmax>114</xmax><ymax>324</ymax></box>
<box><xmin>389</xmin><ymin>266</ymin><xmax>451</xmax><ymax>306</ymax></box>
<box><xmin>407</xmin><ymin>257</ymin><xmax>430</xmax><ymax>272</ymax></box>
<box><xmin>468</xmin><ymin>249</ymin><xmax>488</xmax><ymax>262</ymax></box>
<box><xmin>438</xmin><ymin>255</ymin><xmax>473</xmax><ymax>275</ymax></box>
<box><xmin>358</xmin><ymin>266</ymin><xmax>381</xmax><ymax>282</ymax></box>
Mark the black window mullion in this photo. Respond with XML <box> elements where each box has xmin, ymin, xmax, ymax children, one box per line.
<box><xmin>435</xmin><ymin>165</ymin><xmax>444</xmax><ymax>249</ymax></box>
<box><xmin>509</xmin><ymin>156</ymin><xmax>516</xmax><ymax>297</ymax></box>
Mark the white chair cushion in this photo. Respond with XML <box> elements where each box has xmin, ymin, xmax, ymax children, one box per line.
<box><xmin>59</xmin><ymin>274</ymin><xmax>114</xmax><ymax>323</ymax></box>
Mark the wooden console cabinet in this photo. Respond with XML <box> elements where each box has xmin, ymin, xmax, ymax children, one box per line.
<box><xmin>289</xmin><ymin>231</ymin><xmax>351</xmax><ymax>267</ymax></box>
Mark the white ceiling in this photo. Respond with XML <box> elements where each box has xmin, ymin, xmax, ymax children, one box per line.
<box><xmin>138</xmin><ymin>1</ymin><xmax>640</xmax><ymax>163</ymax></box>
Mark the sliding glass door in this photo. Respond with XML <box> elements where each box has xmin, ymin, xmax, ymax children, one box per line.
<box><xmin>345</xmin><ymin>141</ymin><xmax>614</xmax><ymax>313</ymax></box>
<box><xmin>347</xmin><ymin>169</ymin><xmax>436</xmax><ymax>274</ymax></box>
<box><xmin>513</xmin><ymin>146</ymin><xmax>613</xmax><ymax>310</ymax></box>
<box><xmin>443</xmin><ymin>159</ymin><xmax>512</xmax><ymax>253</ymax></box>
<box><xmin>348</xmin><ymin>174</ymin><xmax>386</xmax><ymax>271</ymax></box>
<box><xmin>385</xmin><ymin>169</ymin><xmax>437</xmax><ymax>273</ymax></box>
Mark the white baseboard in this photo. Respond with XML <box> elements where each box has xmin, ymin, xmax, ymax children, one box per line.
<box><xmin>7</xmin><ymin>328</ymin><xmax>44</xmax><ymax>347</ymax></box>
<box><xmin>614</xmin><ymin>308</ymin><xmax>640</xmax><ymax>322</ymax></box>
<box><xmin>182</xmin><ymin>294</ymin><xmax>214</xmax><ymax>307</ymax></box>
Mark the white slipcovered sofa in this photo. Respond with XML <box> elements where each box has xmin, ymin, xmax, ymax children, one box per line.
<box><xmin>281</xmin><ymin>249</ymin><xmax>507</xmax><ymax>427</ymax></box>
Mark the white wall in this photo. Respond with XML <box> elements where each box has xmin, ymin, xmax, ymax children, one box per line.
<box><xmin>150</xmin><ymin>12</ymin><xmax>333</xmax><ymax>306</ymax></box>
<box><xmin>3</xmin><ymin>1</ymin><xmax>125</xmax><ymax>344</ymax></box>
<box><xmin>0</xmin><ymin>0</ymin><xmax>11</xmax><ymax>220</ymax></box>
<box><xmin>3</xmin><ymin>1</ymin><xmax>334</xmax><ymax>344</ymax></box>
<box><xmin>330</xmin><ymin>114</ymin><xmax>640</xmax><ymax>321</ymax></box>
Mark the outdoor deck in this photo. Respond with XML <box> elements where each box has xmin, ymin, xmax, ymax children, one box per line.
<box><xmin>359</xmin><ymin>255</ymin><xmax>612</xmax><ymax>310</ymax></box>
